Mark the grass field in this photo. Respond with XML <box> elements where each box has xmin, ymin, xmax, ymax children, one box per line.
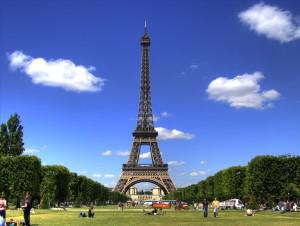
<box><xmin>5</xmin><ymin>206</ymin><xmax>300</xmax><ymax>226</ymax></box>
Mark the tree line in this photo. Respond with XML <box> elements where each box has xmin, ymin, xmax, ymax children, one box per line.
<box><xmin>164</xmin><ymin>155</ymin><xmax>300</xmax><ymax>208</ymax></box>
<box><xmin>0</xmin><ymin>114</ymin><xmax>128</xmax><ymax>207</ymax></box>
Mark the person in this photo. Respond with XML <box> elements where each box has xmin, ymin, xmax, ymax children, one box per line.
<box><xmin>118</xmin><ymin>202</ymin><xmax>124</xmax><ymax>212</ymax></box>
<box><xmin>292</xmin><ymin>202</ymin><xmax>298</xmax><ymax>212</ymax></box>
<box><xmin>203</xmin><ymin>199</ymin><xmax>209</xmax><ymax>218</ymax></box>
<box><xmin>0</xmin><ymin>195</ymin><xmax>6</xmax><ymax>225</ymax></box>
<box><xmin>198</xmin><ymin>202</ymin><xmax>203</xmax><ymax>211</ymax></box>
<box><xmin>21</xmin><ymin>192</ymin><xmax>31</xmax><ymax>226</ymax></box>
<box><xmin>193</xmin><ymin>202</ymin><xmax>197</xmax><ymax>210</ymax></box>
<box><xmin>79</xmin><ymin>211</ymin><xmax>87</xmax><ymax>217</ymax></box>
<box><xmin>211</xmin><ymin>198</ymin><xmax>220</xmax><ymax>218</ymax></box>
<box><xmin>7</xmin><ymin>218</ymin><xmax>17</xmax><ymax>226</ymax></box>
<box><xmin>0</xmin><ymin>217</ymin><xmax>4</xmax><ymax>226</ymax></box>
<box><xmin>175</xmin><ymin>201</ymin><xmax>182</xmax><ymax>210</ymax></box>
<box><xmin>88</xmin><ymin>206</ymin><xmax>95</xmax><ymax>218</ymax></box>
<box><xmin>144</xmin><ymin>207</ymin><xmax>158</xmax><ymax>215</ymax></box>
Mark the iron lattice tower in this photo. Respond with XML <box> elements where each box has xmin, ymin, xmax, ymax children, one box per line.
<box><xmin>114</xmin><ymin>25</ymin><xmax>176</xmax><ymax>194</ymax></box>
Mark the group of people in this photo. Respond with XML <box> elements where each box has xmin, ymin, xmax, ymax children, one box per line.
<box><xmin>273</xmin><ymin>200</ymin><xmax>299</xmax><ymax>212</ymax></box>
<box><xmin>193</xmin><ymin>198</ymin><xmax>220</xmax><ymax>218</ymax></box>
<box><xmin>79</xmin><ymin>206</ymin><xmax>95</xmax><ymax>218</ymax></box>
<box><xmin>0</xmin><ymin>192</ymin><xmax>32</xmax><ymax>226</ymax></box>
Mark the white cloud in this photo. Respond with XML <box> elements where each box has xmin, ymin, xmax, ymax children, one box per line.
<box><xmin>200</xmin><ymin>160</ymin><xmax>205</xmax><ymax>165</ymax></box>
<box><xmin>207</xmin><ymin>72</ymin><xmax>280</xmax><ymax>109</ymax></box>
<box><xmin>168</xmin><ymin>160</ymin><xmax>185</xmax><ymax>166</ymax></box>
<box><xmin>190</xmin><ymin>64</ymin><xmax>199</xmax><ymax>70</ymax></box>
<box><xmin>190</xmin><ymin>170</ymin><xmax>206</xmax><ymax>177</ymax></box>
<box><xmin>238</xmin><ymin>2</ymin><xmax>300</xmax><ymax>43</ymax></box>
<box><xmin>93</xmin><ymin>174</ymin><xmax>102</xmax><ymax>178</ymax></box>
<box><xmin>139</xmin><ymin>152</ymin><xmax>151</xmax><ymax>159</ymax></box>
<box><xmin>24</xmin><ymin>148</ymin><xmax>40</xmax><ymax>154</ymax></box>
<box><xmin>116</xmin><ymin>151</ymin><xmax>130</xmax><ymax>156</ymax></box>
<box><xmin>101</xmin><ymin>150</ymin><xmax>112</xmax><ymax>156</ymax></box>
<box><xmin>104</xmin><ymin>174</ymin><xmax>115</xmax><ymax>178</ymax></box>
<box><xmin>190</xmin><ymin>172</ymin><xmax>198</xmax><ymax>177</ymax></box>
<box><xmin>155</xmin><ymin>127</ymin><xmax>195</xmax><ymax>140</ymax></box>
<box><xmin>8</xmin><ymin>51</ymin><xmax>104</xmax><ymax>92</ymax></box>
<box><xmin>153</xmin><ymin>112</ymin><xmax>170</xmax><ymax>122</ymax></box>
<box><xmin>161</xmin><ymin>112</ymin><xmax>170</xmax><ymax>117</ymax></box>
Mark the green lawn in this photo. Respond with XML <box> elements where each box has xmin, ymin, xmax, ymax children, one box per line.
<box><xmin>5</xmin><ymin>206</ymin><xmax>300</xmax><ymax>226</ymax></box>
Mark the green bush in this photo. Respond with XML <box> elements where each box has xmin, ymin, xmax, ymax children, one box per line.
<box><xmin>0</xmin><ymin>155</ymin><xmax>42</xmax><ymax>207</ymax></box>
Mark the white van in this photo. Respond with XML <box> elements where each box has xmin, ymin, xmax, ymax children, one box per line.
<box><xmin>220</xmin><ymin>199</ymin><xmax>244</xmax><ymax>209</ymax></box>
<box><xmin>143</xmin><ymin>200</ymin><xmax>156</xmax><ymax>208</ymax></box>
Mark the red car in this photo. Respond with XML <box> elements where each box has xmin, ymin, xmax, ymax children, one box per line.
<box><xmin>175</xmin><ymin>201</ymin><xmax>189</xmax><ymax>210</ymax></box>
<box><xmin>152</xmin><ymin>201</ymin><xmax>172</xmax><ymax>209</ymax></box>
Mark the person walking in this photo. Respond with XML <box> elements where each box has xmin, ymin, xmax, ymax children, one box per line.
<box><xmin>212</xmin><ymin>198</ymin><xmax>220</xmax><ymax>218</ymax></box>
<box><xmin>21</xmin><ymin>192</ymin><xmax>31</xmax><ymax>226</ymax></box>
<box><xmin>193</xmin><ymin>202</ymin><xmax>197</xmax><ymax>210</ymax></box>
<box><xmin>203</xmin><ymin>199</ymin><xmax>209</xmax><ymax>218</ymax></box>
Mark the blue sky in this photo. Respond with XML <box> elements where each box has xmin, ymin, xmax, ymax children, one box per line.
<box><xmin>0</xmin><ymin>0</ymin><xmax>299</xmax><ymax>188</ymax></box>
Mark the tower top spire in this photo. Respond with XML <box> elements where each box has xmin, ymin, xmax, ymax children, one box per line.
<box><xmin>135</xmin><ymin>20</ymin><xmax>155</xmax><ymax>136</ymax></box>
<box><xmin>141</xmin><ymin>20</ymin><xmax>150</xmax><ymax>46</ymax></box>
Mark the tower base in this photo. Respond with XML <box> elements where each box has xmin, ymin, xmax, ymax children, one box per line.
<box><xmin>114</xmin><ymin>164</ymin><xmax>176</xmax><ymax>194</ymax></box>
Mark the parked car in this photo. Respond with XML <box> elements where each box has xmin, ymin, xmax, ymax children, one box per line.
<box><xmin>143</xmin><ymin>200</ymin><xmax>156</xmax><ymax>208</ymax></box>
<box><xmin>181</xmin><ymin>202</ymin><xmax>189</xmax><ymax>209</ymax></box>
<box><xmin>175</xmin><ymin>201</ymin><xmax>189</xmax><ymax>210</ymax></box>
<box><xmin>220</xmin><ymin>199</ymin><xmax>244</xmax><ymax>210</ymax></box>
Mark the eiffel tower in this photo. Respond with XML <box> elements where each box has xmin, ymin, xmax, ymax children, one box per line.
<box><xmin>114</xmin><ymin>24</ymin><xmax>176</xmax><ymax>194</ymax></box>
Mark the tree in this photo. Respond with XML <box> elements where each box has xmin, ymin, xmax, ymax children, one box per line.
<box><xmin>0</xmin><ymin>156</ymin><xmax>42</xmax><ymax>207</ymax></box>
<box><xmin>244</xmin><ymin>155</ymin><xmax>300</xmax><ymax>206</ymax></box>
<box><xmin>0</xmin><ymin>114</ymin><xmax>24</xmax><ymax>156</ymax></box>
<box><xmin>0</xmin><ymin>124</ymin><xmax>9</xmax><ymax>155</ymax></box>
<box><xmin>222</xmin><ymin>166</ymin><xmax>246</xmax><ymax>200</ymax></box>
<box><xmin>40</xmin><ymin>165</ymin><xmax>71</xmax><ymax>207</ymax></box>
<box><xmin>213</xmin><ymin>170</ymin><xmax>225</xmax><ymax>200</ymax></box>
<box><xmin>283</xmin><ymin>183</ymin><xmax>300</xmax><ymax>201</ymax></box>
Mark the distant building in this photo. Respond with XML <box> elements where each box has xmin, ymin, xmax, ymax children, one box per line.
<box><xmin>152</xmin><ymin>186</ymin><xmax>164</xmax><ymax>196</ymax></box>
<box><xmin>128</xmin><ymin>186</ymin><xmax>164</xmax><ymax>201</ymax></box>
<box><xmin>130</xmin><ymin>186</ymin><xmax>137</xmax><ymax>195</ymax></box>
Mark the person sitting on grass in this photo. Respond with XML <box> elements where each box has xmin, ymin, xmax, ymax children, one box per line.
<box><xmin>88</xmin><ymin>206</ymin><xmax>95</xmax><ymax>218</ymax></box>
<box><xmin>143</xmin><ymin>207</ymin><xmax>158</xmax><ymax>215</ymax></box>
<box><xmin>79</xmin><ymin>211</ymin><xmax>87</xmax><ymax>217</ymax></box>
<box><xmin>7</xmin><ymin>218</ymin><xmax>17</xmax><ymax>226</ymax></box>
